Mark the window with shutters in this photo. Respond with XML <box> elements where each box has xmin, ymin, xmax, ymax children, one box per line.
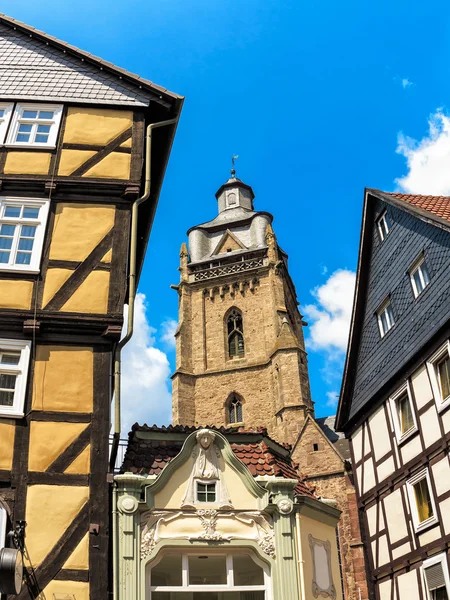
<box><xmin>406</xmin><ymin>469</ymin><xmax>438</xmax><ymax>533</ymax></box>
<box><xmin>227</xmin><ymin>394</ymin><xmax>243</xmax><ymax>424</ymax></box>
<box><xmin>422</xmin><ymin>554</ymin><xmax>450</xmax><ymax>600</ymax></box>
<box><xmin>227</xmin><ymin>309</ymin><xmax>245</xmax><ymax>358</ymax></box>
<box><xmin>0</xmin><ymin>339</ymin><xmax>31</xmax><ymax>418</ymax></box>
<box><xmin>426</xmin><ymin>341</ymin><xmax>450</xmax><ymax>414</ymax></box>
<box><xmin>389</xmin><ymin>381</ymin><xmax>418</xmax><ymax>444</ymax></box>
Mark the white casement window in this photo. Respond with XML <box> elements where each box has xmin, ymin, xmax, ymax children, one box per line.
<box><xmin>149</xmin><ymin>550</ymin><xmax>269</xmax><ymax>599</ymax></box>
<box><xmin>6</xmin><ymin>104</ymin><xmax>62</xmax><ymax>148</ymax></box>
<box><xmin>377</xmin><ymin>298</ymin><xmax>395</xmax><ymax>338</ymax></box>
<box><xmin>389</xmin><ymin>382</ymin><xmax>418</xmax><ymax>444</ymax></box>
<box><xmin>0</xmin><ymin>340</ymin><xmax>31</xmax><ymax>418</ymax></box>
<box><xmin>410</xmin><ymin>255</ymin><xmax>431</xmax><ymax>298</ymax></box>
<box><xmin>0</xmin><ymin>506</ymin><xmax>6</xmax><ymax>550</ymax></box>
<box><xmin>195</xmin><ymin>481</ymin><xmax>217</xmax><ymax>503</ymax></box>
<box><xmin>0</xmin><ymin>197</ymin><xmax>50</xmax><ymax>273</ymax></box>
<box><xmin>0</xmin><ymin>104</ymin><xmax>13</xmax><ymax>145</ymax></box>
<box><xmin>376</xmin><ymin>211</ymin><xmax>390</xmax><ymax>241</ymax></box>
<box><xmin>426</xmin><ymin>341</ymin><xmax>450</xmax><ymax>413</ymax></box>
<box><xmin>406</xmin><ymin>468</ymin><xmax>438</xmax><ymax>533</ymax></box>
<box><xmin>422</xmin><ymin>554</ymin><xmax>450</xmax><ymax>600</ymax></box>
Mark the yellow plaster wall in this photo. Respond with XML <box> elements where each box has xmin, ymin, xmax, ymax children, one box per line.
<box><xmin>4</xmin><ymin>151</ymin><xmax>51</xmax><ymax>175</ymax></box>
<box><xmin>61</xmin><ymin>270</ymin><xmax>110</xmax><ymax>314</ymax></box>
<box><xmin>58</xmin><ymin>149</ymin><xmax>96</xmax><ymax>176</ymax></box>
<box><xmin>32</xmin><ymin>346</ymin><xmax>93</xmax><ymax>413</ymax></box>
<box><xmin>28</xmin><ymin>422</ymin><xmax>88</xmax><ymax>472</ymax></box>
<box><xmin>42</xmin><ymin>268</ymin><xmax>73</xmax><ymax>307</ymax></box>
<box><xmin>65</xmin><ymin>445</ymin><xmax>91</xmax><ymax>475</ymax></box>
<box><xmin>49</xmin><ymin>203</ymin><xmax>115</xmax><ymax>262</ymax></box>
<box><xmin>299</xmin><ymin>514</ymin><xmax>343</xmax><ymax>600</ymax></box>
<box><xmin>0</xmin><ymin>280</ymin><xmax>33</xmax><ymax>309</ymax></box>
<box><xmin>83</xmin><ymin>151</ymin><xmax>130</xmax><ymax>180</ymax></box>
<box><xmin>62</xmin><ymin>532</ymin><xmax>89</xmax><ymax>570</ymax></box>
<box><xmin>0</xmin><ymin>420</ymin><xmax>15</xmax><ymax>470</ymax></box>
<box><xmin>25</xmin><ymin>485</ymin><xmax>89</xmax><ymax>566</ymax></box>
<box><xmin>63</xmin><ymin>107</ymin><xmax>133</xmax><ymax>145</ymax></box>
<box><xmin>120</xmin><ymin>137</ymin><xmax>132</xmax><ymax>148</ymax></box>
<box><xmin>101</xmin><ymin>248</ymin><xmax>112</xmax><ymax>263</ymax></box>
<box><xmin>42</xmin><ymin>580</ymin><xmax>89</xmax><ymax>600</ymax></box>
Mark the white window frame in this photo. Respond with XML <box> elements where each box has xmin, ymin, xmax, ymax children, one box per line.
<box><xmin>0</xmin><ymin>506</ymin><xmax>6</xmax><ymax>550</ymax></box>
<box><xmin>195</xmin><ymin>480</ymin><xmax>217</xmax><ymax>503</ymax></box>
<box><xmin>422</xmin><ymin>553</ymin><xmax>450</xmax><ymax>600</ymax></box>
<box><xmin>377</xmin><ymin>297</ymin><xmax>395</xmax><ymax>338</ymax></box>
<box><xmin>376</xmin><ymin>210</ymin><xmax>390</xmax><ymax>241</ymax></box>
<box><xmin>6</xmin><ymin>103</ymin><xmax>63</xmax><ymax>149</ymax></box>
<box><xmin>0</xmin><ymin>197</ymin><xmax>50</xmax><ymax>274</ymax></box>
<box><xmin>148</xmin><ymin>549</ymin><xmax>270</xmax><ymax>599</ymax></box>
<box><xmin>389</xmin><ymin>381</ymin><xmax>418</xmax><ymax>445</ymax></box>
<box><xmin>0</xmin><ymin>103</ymin><xmax>13</xmax><ymax>145</ymax></box>
<box><xmin>426</xmin><ymin>340</ymin><xmax>450</xmax><ymax>414</ymax></box>
<box><xmin>410</xmin><ymin>255</ymin><xmax>431</xmax><ymax>298</ymax></box>
<box><xmin>0</xmin><ymin>339</ymin><xmax>31</xmax><ymax>418</ymax></box>
<box><xmin>406</xmin><ymin>468</ymin><xmax>439</xmax><ymax>533</ymax></box>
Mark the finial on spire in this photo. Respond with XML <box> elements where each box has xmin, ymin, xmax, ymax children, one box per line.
<box><xmin>231</xmin><ymin>154</ymin><xmax>239</xmax><ymax>178</ymax></box>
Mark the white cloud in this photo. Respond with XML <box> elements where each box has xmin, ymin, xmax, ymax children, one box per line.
<box><xmin>160</xmin><ymin>318</ymin><xmax>178</xmax><ymax>348</ymax></box>
<box><xmin>401</xmin><ymin>78</ymin><xmax>413</xmax><ymax>88</ymax></box>
<box><xmin>303</xmin><ymin>269</ymin><xmax>356</xmax><ymax>353</ymax></box>
<box><xmin>326</xmin><ymin>391</ymin><xmax>339</xmax><ymax>409</ymax></box>
<box><xmin>396</xmin><ymin>110</ymin><xmax>450</xmax><ymax>194</ymax></box>
<box><xmin>119</xmin><ymin>293</ymin><xmax>172</xmax><ymax>436</ymax></box>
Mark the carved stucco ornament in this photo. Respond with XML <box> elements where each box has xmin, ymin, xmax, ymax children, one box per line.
<box><xmin>276</xmin><ymin>498</ymin><xmax>293</xmax><ymax>515</ymax></box>
<box><xmin>309</xmin><ymin>534</ymin><xmax>336</xmax><ymax>599</ymax></box>
<box><xmin>119</xmin><ymin>495</ymin><xmax>139</xmax><ymax>514</ymax></box>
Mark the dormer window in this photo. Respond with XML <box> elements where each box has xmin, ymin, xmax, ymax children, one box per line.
<box><xmin>6</xmin><ymin>104</ymin><xmax>63</xmax><ymax>148</ymax></box>
<box><xmin>196</xmin><ymin>481</ymin><xmax>216</xmax><ymax>503</ymax></box>
<box><xmin>376</xmin><ymin>211</ymin><xmax>390</xmax><ymax>242</ymax></box>
<box><xmin>377</xmin><ymin>298</ymin><xmax>395</xmax><ymax>338</ymax></box>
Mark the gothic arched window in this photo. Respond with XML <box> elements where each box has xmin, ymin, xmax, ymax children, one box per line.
<box><xmin>227</xmin><ymin>309</ymin><xmax>244</xmax><ymax>358</ymax></box>
<box><xmin>228</xmin><ymin>394</ymin><xmax>243</xmax><ymax>424</ymax></box>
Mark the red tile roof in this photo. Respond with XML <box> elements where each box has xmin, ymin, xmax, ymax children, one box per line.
<box><xmin>374</xmin><ymin>191</ymin><xmax>450</xmax><ymax>223</ymax></box>
<box><xmin>121</xmin><ymin>424</ymin><xmax>315</xmax><ymax>498</ymax></box>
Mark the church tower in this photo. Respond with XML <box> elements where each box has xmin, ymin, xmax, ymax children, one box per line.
<box><xmin>172</xmin><ymin>172</ymin><xmax>314</xmax><ymax>445</ymax></box>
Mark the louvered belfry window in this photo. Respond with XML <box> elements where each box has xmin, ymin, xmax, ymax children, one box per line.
<box><xmin>229</xmin><ymin>395</ymin><xmax>243</xmax><ymax>424</ymax></box>
<box><xmin>227</xmin><ymin>310</ymin><xmax>244</xmax><ymax>358</ymax></box>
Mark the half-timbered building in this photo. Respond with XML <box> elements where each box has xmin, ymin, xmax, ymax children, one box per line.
<box><xmin>0</xmin><ymin>13</ymin><xmax>182</xmax><ymax>599</ymax></box>
<box><xmin>336</xmin><ymin>189</ymin><xmax>450</xmax><ymax>600</ymax></box>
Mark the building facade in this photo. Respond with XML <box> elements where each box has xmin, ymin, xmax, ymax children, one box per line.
<box><xmin>337</xmin><ymin>189</ymin><xmax>450</xmax><ymax>600</ymax></box>
<box><xmin>116</xmin><ymin>425</ymin><xmax>343</xmax><ymax>600</ymax></box>
<box><xmin>171</xmin><ymin>173</ymin><xmax>369</xmax><ymax>599</ymax></box>
<box><xmin>0</xmin><ymin>14</ymin><xmax>182</xmax><ymax>599</ymax></box>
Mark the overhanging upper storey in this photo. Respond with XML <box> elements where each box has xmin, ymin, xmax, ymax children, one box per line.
<box><xmin>336</xmin><ymin>189</ymin><xmax>450</xmax><ymax>433</ymax></box>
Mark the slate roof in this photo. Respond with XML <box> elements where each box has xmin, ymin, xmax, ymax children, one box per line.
<box><xmin>121</xmin><ymin>424</ymin><xmax>315</xmax><ymax>498</ymax></box>
<box><xmin>0</xmin><ymin>14</ymin><xmax>182</xmax><ymax>107</ymax></box>
<box><xmin>369</xmin><ymin>190</ymin><xmax>450</xmax><ymax>227</ymax></box>
<box><xmin>316</xmin><ymin>416</ymin><xmax>351</xmax><ymax>461</ymax></box>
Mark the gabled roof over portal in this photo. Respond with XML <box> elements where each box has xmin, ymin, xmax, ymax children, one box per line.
<box><xmin>336</xmin><ymin>189</ymin><xmax>450</xmax><ymax>432</ymax></box>
<box><xmin>0</xmin><ymin>13</ymin><xmax>182</xmax><ymax>108</ymax></box>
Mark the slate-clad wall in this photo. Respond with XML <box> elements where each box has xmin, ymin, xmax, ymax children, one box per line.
<box><xmin>350</xmin><ymin>199</ymin><xmax>450</xmax><ymax>420</ymax></box>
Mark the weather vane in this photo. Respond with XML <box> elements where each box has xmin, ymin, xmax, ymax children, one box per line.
<box><xmin>231</xmin><ymin>154</ymin><xmax>239</xmax><ymax>177</ymax></box>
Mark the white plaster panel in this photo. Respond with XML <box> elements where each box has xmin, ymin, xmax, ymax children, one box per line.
<box><xmin>420</xmin><ymin>408</ymin><xmax>441</xmax><ymax>448</ymax></box>
<box><xmin>383</xmin><ymin>489</ymin><xmax>408</xmax><ymax>543</ymax></box>
<box><xmin>432</xmin><ymin>457</ymin><xmax>450</xmax><ymax>497</ymax></box>
<box><xmin>397</xmin><ymin>570</ymin><xmax>420</xmax><ymax>600</ymax></box>
<box><xmin>352</xmin><ymin>426</ymin><xmax>363</xmax><ymax>463</ymax></box>
<box><xmin>366</xmin><ymin>505</ymin><xmax>377</xmax><ymax>537</ymax></box>
<box><xmin>392</xmin><ymin>541</ymin><xmax>411</xmax><ymax>560</ymax></box>
<box><xmin>378</xmin><ymin>455</ymin><xmax>395</xmax><ymax>482</ymax></box>
<box><xmin>362</xmin><ymin>457</ymin><xmax>376</xmax><ymax>494</ymax></box>
<box><xmin>440</xmin><ymin>497</ymin><xmax>450</xmax><ymax>535</ymax></box>
<box><xmin>368</xmin><ymin>406</ymin><xmax>391</xmax><ymax>461</ymax></box>
<box><xmin>442</xmin><ymin>409</ymin><xmax>450</xmax><ymax>435</ymax></box>
<box><xmin>411</xmin><ymin>364</ymin><xmax>433</xmax><ymax>409</ymax></box>
<box><xmin>379</xmin><ymin>579</ymin><xmax>392</xmax><ymax>600</ymax></box>
<box><xmin>417</xmin><ymin>524</ymin><xmax>440</xmax><ymax>546</ymax></box>
<box><xmin>400</xmin><ymin>434</ymin><xmax>423</xmax><ymax>465</ymax></box>
<box><xmin>378</xmin><ymin>534</ymin><xmax>390</xmax><ymax>566</ymax></box>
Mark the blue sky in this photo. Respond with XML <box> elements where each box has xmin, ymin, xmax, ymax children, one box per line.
<box><xmin>5</xmin><ymin>0</ymin><xmax>450</xmax><ymax>431</ymax></box>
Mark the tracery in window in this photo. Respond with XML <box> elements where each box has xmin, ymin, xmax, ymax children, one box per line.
<box><xmin>228</xmin><ymin>394</ymin><xmax>243</xmax><ymax>424</ymax></box>
<box><xmin>227</xmin><ymin>309</ymin><xmax>244</xmax><ymax>358</ymax></box>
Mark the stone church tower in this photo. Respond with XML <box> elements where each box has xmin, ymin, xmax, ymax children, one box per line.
<box><xmin>172</xmin><ymin>172</ymin><xmax>371</xmax><ymax>600</ymax></box>
<box><xmin>172</xmin><ymin>172</ymin><xmax>313</xmax><ymax>444</ymax></box>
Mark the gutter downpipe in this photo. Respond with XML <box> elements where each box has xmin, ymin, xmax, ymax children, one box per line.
<box><xmin>111</xmin><ymin>116</ymin><xmax>178</xmax><ymax>600</ymax></box>
<box><xmin>295</xmin><ymin>511</ymin><xmax>306</xmax><ymax>600</ymax></box>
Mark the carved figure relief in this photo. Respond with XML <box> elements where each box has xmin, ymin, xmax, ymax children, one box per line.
<box><xmin>309</xmin><ymin>534</ymin><xmax>336</xmax><ymax>599</ymax></box>
<box><xmin>181</xmin><ymin>429</ymin><xmax>233</xmax><ymax>509</ymax></box>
